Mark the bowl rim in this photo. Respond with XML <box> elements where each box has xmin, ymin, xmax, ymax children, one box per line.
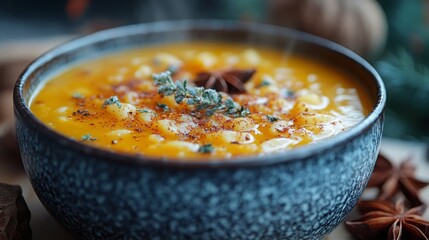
<box><xmin>14</xmin><ymin>20</ymin><xmax>386</xmax><ymax>168</ymax></box>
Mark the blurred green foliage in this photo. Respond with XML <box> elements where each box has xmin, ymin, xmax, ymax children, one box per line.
<box><xmin>376</xmin><ymin>0</ymin><xmax>429</xmax><ymax>141</ymax></box>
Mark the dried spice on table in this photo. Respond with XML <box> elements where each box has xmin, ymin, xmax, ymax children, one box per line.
<box><xmin>193</xmin><ymin>68</ymin><xmax>256</xmax><ymax>94</ymax></box>
<box><xmin>367</xmin><ymin>154</ymin><xmax>429</xmax><ymax>206</ymax></box>
<box><xmin>345</xmin><ymin>199</ymin><xmax>429</xmax><ymax>240</ymax></box>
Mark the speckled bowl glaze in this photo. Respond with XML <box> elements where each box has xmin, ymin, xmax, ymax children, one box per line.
<box><xmin>14</xmin><ymin>21</ymin><xmax>385</xmax><ymax>240</ymax></box>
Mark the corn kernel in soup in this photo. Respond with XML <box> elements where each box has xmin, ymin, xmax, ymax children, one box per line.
<box><xmin>30</xmin><ymin>42</ymin><xmax>371</xmax><ymax>159</ymax></box>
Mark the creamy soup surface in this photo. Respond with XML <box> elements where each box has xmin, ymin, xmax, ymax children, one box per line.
<box><xmin>31</xmin><ymin>42</ymin><xmax>372</xmax><ymax>159</ymax></box>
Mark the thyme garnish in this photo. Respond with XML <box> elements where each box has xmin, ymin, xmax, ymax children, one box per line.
<box><xmin>258</xmin><ymin>79</ymin><xmax>271</xmax><ymax>87</ymax></box>
<box><xmin>102</xmin><ymin>96</ymin><xmax>121</xmax><ymax>109</ymax></box>
<box><xmin>281</xmin><ymin>89</ymin><xmax>295</xmax><ymax>99</ymax></box>
<box><xmin>266</xmin><ymin>115</ymin><xmax>279</xmax><ymax>122</ymax></box>
<box><xmin>152</xmin><ymin>71</ymin><xmax>250</xmax><ymax>117</ymax></box>
<box><xmin>137</xmin><ymin>108</ymin><xmax>151</xmax><ymax>113</ymax></box>
<box><xmin>157</xmin><ymin>103</ymin><xmax>170</xmax><ymax>112</ymax></box>
<box><xmin>198</xmin><ymin>144</ymin><xmax>214</xmax><ymax>153</ymax></box>
<box><xmin>81</xmin><ymin>134</ymin><xmax>97</xmax><ymax>141</ymax></box>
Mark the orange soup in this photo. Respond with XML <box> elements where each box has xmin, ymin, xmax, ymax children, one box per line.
<box><xmin>30</xmin><ymin>42</ymin><xmax>371</xmax><ymax>159</ymax></box>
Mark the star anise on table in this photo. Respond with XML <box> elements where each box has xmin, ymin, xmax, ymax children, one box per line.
<box><xmin>345</xmin><ymin>200</ymin><xmax>429</xmax><ymax>240</ymax></box>
<box><xmin>367</xmin><ymin>154</ymin><xmax>429</xmax><ymax>206</ymax></box>
<box><xmin>193</xmin><ymin>68</ymin><xmax>256</xmax><ymax>94</ymax></box>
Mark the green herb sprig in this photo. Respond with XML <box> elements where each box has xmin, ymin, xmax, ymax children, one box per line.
<box><xmin>153</xmin><ymin>71</ymin><xmax>250</xmax><ymax>117</ymax></box>
<box><xmin>81</xmin><ymin>134</ymin><xmax>97</xmax><ymax>141</ymax></box>
<box><xmin>157</xmin><ymin>103</ymin><xmax>170</xmax><ymax>112</ymax></box>
<box><xmin>137</xmin><ymin>108</ymin><xmax>153</xmax><ymax>114</ymax></box>
<box><xmin>266</xmin><ymin>115</ymin><xmax>279</xmax><ymax>122</ymax></box>
<box><xmin>258</xmin><ymin>79</ymin><xmax>271</xmax><ymax>87</ymax></box>
<box><xmin>102</xmin><ymin>96</ymin><xmax>121</xmax><ymax>109</ymax></box>
<box><xmin>198</xmin><ymin>144</ymin><xmax>214</xmax><ymax>153</ymax></box>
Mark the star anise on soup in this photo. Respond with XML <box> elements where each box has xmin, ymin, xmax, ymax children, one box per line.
<box><xmin>367</xmin><ymin>154</ymin><xmax>429</xmax><ymax>206</ymax></box>
<box><xmin>345</xmin><ymin>200</ymin><xmax>429</xmax><ymax>240</ymax></box>
<box><xmin>193</xmin><ymin>68</ymin><xmax>256</xmax><ymax>94</ymax></box>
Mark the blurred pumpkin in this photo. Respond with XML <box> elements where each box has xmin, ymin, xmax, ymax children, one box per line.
<box><xmin>269</xmin><ymin>0</ymin><xmax>388</xmax><ymax>58</ymax></box>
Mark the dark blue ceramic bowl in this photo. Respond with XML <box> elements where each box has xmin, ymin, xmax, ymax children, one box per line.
<box><xmin>14</xmin><ymin>21</ymin><xmax>385</xmax><ymax>240</ymax></box>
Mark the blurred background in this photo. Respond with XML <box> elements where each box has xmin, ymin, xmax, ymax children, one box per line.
<box><xmin>0</xmin><ymin>0</ymin><xmax>428</xmax><ymax>238</ymax></box>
